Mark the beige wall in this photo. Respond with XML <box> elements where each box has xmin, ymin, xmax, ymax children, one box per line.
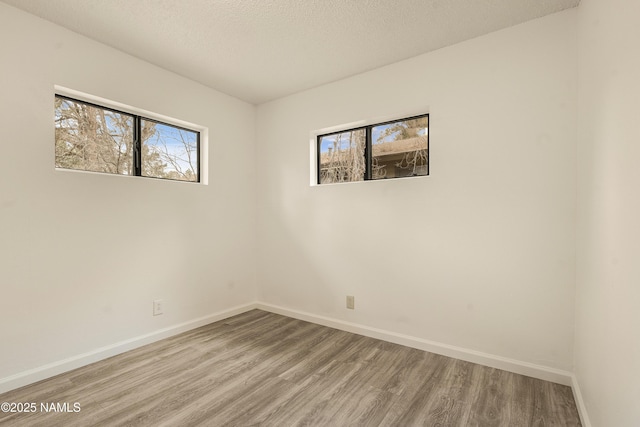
<box><xmin>9</xmin><ymin>3</ymin><xmax>640</xmax><ymax>424</ymax></box>
<box><xmin>0</xmin><ymin>3</ymin><xmax>257</xmax><ymax>387</ymax></box>
<box><xmin>575</xmin><ymin>0</ymin><xmax>640</xmax><ymax>425</ymax></box>
<box><xmin>257</xmin><ymin>10</ymin><xmax>578</xmax><ymax>371</ymax></box>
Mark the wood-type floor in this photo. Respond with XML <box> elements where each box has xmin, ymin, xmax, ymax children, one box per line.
<box><xmin>0</xmin><ymin>310</ymin><xmax>581</xmax><ymax>426</ymax></box>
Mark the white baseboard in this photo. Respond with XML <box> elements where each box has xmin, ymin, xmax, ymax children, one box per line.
<box><xmin>1</xmin><ymin>301</ymin><xmax>579</xmax><ymax>404</ymax></box>
<box><xmin>0</xmin><ymin>302</ymin><xmax>258</xmax><ymax>394</ymax></box>
<box><xmin>571</xmin><ymin>374</ymin><xmax>592</xmax><ymax>427</ymax></box>
<box><xmin>256</xmin><ymin>302</ymin><xmax>574</xmax><ymax>386</ymax></box>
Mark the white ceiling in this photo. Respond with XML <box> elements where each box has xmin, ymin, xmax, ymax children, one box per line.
<box><xmin>2</xmin><ymin>0</ymin><xmax>580</xmax><ymax>104</ymax></box>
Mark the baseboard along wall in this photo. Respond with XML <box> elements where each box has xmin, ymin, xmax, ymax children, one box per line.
<box><xmin>255</xmin><ymin>303</ymin><xmax>573</xmax><ymax>385</ymax></box>
<box><xmin>0</xmin><ymin>301</ymin><xmax>591</xmax><ymax>426</ymax></box>
<box><xmin>256</xmin><ymin>302</ymin><xmax>591</xmax><ymax>427</ymax></box>
<box><xmin>0</xmin><ymin>303</ymin><xmax>257</xmax><ymax>395</ymax></box>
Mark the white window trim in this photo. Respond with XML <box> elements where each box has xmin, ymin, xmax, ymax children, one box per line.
<box><xmin>54</xmin><ymin>85</ymin><xmax>209</xmax><ymax>185</ymax></box>
<box><xmin>309</xmin><ymin>108</ymin><xmax>430</xmax><ymax>186</ymax></box>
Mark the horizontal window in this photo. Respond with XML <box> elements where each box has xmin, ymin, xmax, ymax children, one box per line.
<box><xmin>317</xmin><ymin>114</ymin><xmax>428</xmax><ymax>184</ymax></box>
<box><xmin>55</xmin><ymin>95</ymin><xmax>200</xmax><ymax>182</ymax></box>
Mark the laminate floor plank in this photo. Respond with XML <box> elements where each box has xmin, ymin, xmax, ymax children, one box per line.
<box><xmin>466</xmin><ymin>366</ymin><xmax>509</xmax><ymax>426</ymax></box>
<box><xmin>504</xmin><ymin>371</ymin><xmax>538</xmax><ymax>427</ymax></box>
<box><xmin>0</xmin><ymin>310</ymin><xmax>581</xmax><ymax>426</ymax></box>
<box><xmin>146</xmin><ymin>322</ymin><xmax>342</xmax><ymax>426</ymax></box>
<box><xmin>409</xmin><ymin>358</ymin><xmax>473</xmax><ymax>426</ymax></box>
<box><xmin>392</xmin><ymin>356</ymin><xmax>457</xmax><ymax>426</ymax></box>
<box><xmin>277</xmin><ymin>329</ymin><xmax>359</xmax><ymax>383</ymax></box>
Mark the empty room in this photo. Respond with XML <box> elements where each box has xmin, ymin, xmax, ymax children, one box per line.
<box><xmin>0</xmin><ymin>0</ymin><xmax>638</xmax><ymax>425</ymax></box>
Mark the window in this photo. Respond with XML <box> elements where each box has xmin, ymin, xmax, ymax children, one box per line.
<box><xmin>317</xmin><ymin>114</ymin><xmax>428</xmax><ymax>184</ymax></box>
<box><xmin>55</xmin><ymin>95</ymin><xmax>200</xmax><ymax>182</ymax></box>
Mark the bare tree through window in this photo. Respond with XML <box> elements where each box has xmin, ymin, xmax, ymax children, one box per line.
<box><xmin>316</xmin><ymin>114</ymin><xmax>428</xmax><ymax>184</ymax></box>
<box><xmin>318</xmin><ymin>129</ymin><xmax>366</xmax><ymax>184</ymax></box>
<box><xmin>55</xmin><ymin>95</ymin><xmax>199</xmax><ymax>182</ymax></box>
<box><xmin>372</xmin><ymin>116</ymin><xmax>428</xmax><ymax>179</ymax></box>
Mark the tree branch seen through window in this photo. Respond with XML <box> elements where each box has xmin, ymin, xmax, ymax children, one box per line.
<box><xmin>317</xmin><ymin>114</ymin><xmax>428</xmax><ymax>184</ymax></box>
<box><xmin>55</xmin><ymin>95</ymin><xmax>199</xmax><ymax>182</ymax></box>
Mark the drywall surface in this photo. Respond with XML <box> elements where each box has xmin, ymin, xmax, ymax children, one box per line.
<box><xmin>0</xmin><ymin>4</ymin><xmax>257</xmax><ymax>381</ymax></box>
<box><xmin>256</xmin><ymin>10</ymin><xmax>577</xmax><ymax>371</ymax></box>
<box><xmin>575</xmin><ymin>0</ymin><xmax>640</xmax><ymax>425</ymax></box>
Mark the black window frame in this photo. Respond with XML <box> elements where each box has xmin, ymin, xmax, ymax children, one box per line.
<box><xmin>55</xmin><ymin>94</ymin><xmax>201</xmax><ymax>183</ymax></box>
<box><xmin>317</xmin><ymin>113</ymin><xmax>429</xmax><ymax>185</ymax></box>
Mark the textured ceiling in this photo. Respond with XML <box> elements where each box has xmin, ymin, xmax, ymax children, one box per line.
<box><xmin>2</xmin><ymin>0</ymin><xmax>580</xmax><ymax>104</ymax></box>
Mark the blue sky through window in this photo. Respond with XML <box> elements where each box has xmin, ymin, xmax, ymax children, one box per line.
<box><xmin>142</xmin><ymin>120</ymin><xmax>198</xmax><ymax>177</ymax></box>
<box><xmin>319</xmin><ymin>129</ymin><xmax>365</xmax><ymax>154</ymax></box>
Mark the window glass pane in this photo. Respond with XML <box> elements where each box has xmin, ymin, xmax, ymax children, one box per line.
<box><xmin>319</xmin><ymin>129</ymin><xmax>366</xmax><ymax>184</ymax></box>
<box><xmin>371</xmin><ymin>116</ymin><xmax>428</xmax><ymax>179</ymax></box>
<box><xmin>55</xmin><ymin>97</ymin><xmax>134</xmax><ymax>175</ymax></box>
<box><xmin>141</xmin><ymin>120</ymin><xmax>199</xmax><ymax>182</ymax></box>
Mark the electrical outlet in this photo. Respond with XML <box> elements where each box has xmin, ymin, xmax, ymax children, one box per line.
<box><xmin>346</xmin><ymin>295</ymin><xmax>355</xmax><ymax>310</ymax></box>
<box><xmin>153</xmin><ymin>299</ymin><xmax>164</xmax><ymax>316</ymax></box>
